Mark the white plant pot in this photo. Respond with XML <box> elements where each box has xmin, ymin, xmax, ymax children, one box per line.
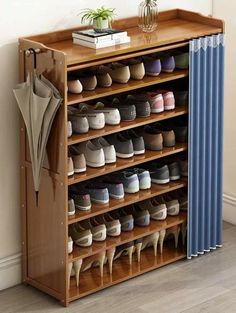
<box><xmin>93</xmin><ymin>18</ymin><xmax>109</xmax><ymax>32</ymax></box>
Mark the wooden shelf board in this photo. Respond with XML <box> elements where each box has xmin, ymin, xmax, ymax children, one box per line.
<box><xmin>68</xmin><ymin>180</ymin><xmax>187</xmax><ymax>224</ymax></box>
<box><xmin>69</xmin><ymin>212</ymin><xmax>187</xmax><ymax>261</ymax></box>
<box><xmin>69</xmin><ymin>243</ymin><xmax>186</xmax><ymax>301</ymax></box>
<box><xmin>68</xmin><ymin>107</ymin><xmax>188</xmax><ymax>145</ymax></box>
<box><xmin>68</xmin><ymin>143</ymin><xmax>187</xmax><ymax>186</ymax></box>
<box><xmin>67</xmin><ymin>70</ymin><xmax>188</xmax><ymax>105</ymax></box>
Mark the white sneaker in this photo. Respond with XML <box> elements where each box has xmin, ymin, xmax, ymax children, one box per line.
<box><xmin>92</xmin><ymin>102</ymin><xmax>121</xmax><ymax>125</ymax></box>
<box><xmin>73</xmin><ymin>141</ymin><xmax>105</xmax><ymax>168</ymax></box>
<box><xmin>92</xmin><ymin>137</ymin><xmax>116</xmax><ymax>164</ymax></box>
<box><xmin>68</xmin><ymin>112</ymin><xmax>89</xmax><ymax>134</ymax></box>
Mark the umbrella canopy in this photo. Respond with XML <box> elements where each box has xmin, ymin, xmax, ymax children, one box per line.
<box><xmin>13</xmin><ymin>69</ymin><xmax>62</xmax><ymax>205</ymax></box>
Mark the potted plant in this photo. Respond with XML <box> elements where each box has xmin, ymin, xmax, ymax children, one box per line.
<box><xmin>80</xmin><ymin>6</ymin><xmax>116</xmax><ymax>32</ymax></box>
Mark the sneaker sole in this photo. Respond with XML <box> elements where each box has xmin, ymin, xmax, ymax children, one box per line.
<box><xmin>86</xmin><ymin>161</ymin><xmax>105</xmax><ymax>168</ymax></box>
<box><xmin>68</xmin><ymin>171</ymin><xmax>74</xmax><ymax>176</ymax></box>
<box><xmin>91</xmin><ymin>198</ymin><xmax>109</xmax><ymax>204</ymax></box>
<box><xmin>109</xmin><ymin>193</ymin><xmax>125</xmax><ymax>200</ymax></box>
<box><xmin>74</xmin><ymin>167</ymin><xmax>86</xmax><ymax>173</ymax></box>
<box><xmin>151</xmin><ymin>108</ymin><xmax>164</xmax><ymax>113</ymax></box>
<box><xmin>75</xmin><ymin>204</ymin><xmax>91</xmax><ymax>211</ymax></box>
<box><xmin>134</xmin><ymin>149</ymin><xmax>145</xmax><ymax>155</ymax></box>
<box><xmin>145</xmin><ymin>72</ymin><xmax>161</xmax><ymax>76</ymax></box>
<box><xmin>164</xmin><ymin>105</ymin><xmax>175</xmax><ymax>110</ymax></box>
<box><xmin>170</xmin><ymin>175</ymin><xmax>181</xmax><ymax>181</ymax></box>
<box><xmin>116</xmin><ymin>152</ymin><xmax>134</xmax><ymax>158</ymax></box>
<box><xmin>124</xmin><ymin>187</ymin><xmax>139</xmax><ymax>193</ymax></box>
<box><xmin>145</xmin><ymin>144</ymin><xmax>163</xmax><ymax>151</ymax></box>
<box><xmin>105</xmin><ymin>159</ymin><xmax>116</xmax><ymax>164</ymax></box>
<box><xmin>151</xmin><ymin>178</ymin><xmax>170</xmax><ymax>184</ymax></box>
<box><xmin>68</xmin><ymin>211</ymin><xmax>76</xmax><ymax>216</ymax></box>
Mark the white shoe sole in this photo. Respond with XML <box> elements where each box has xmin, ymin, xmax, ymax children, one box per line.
<box><xmin>86</xmin><ymin>161</ymin><xmax>105</xmax><ymax>168</ymax></box>
<box><xmin>134</xmin><ymin>150</ymin><xmax>145</xmax><ymax>155</ymax></box>
<box><xmin>151</xmin><ymin>178</ymin><xmax>170</xmax><ymax>184</ymax></box>
<box><xmin>151</xmin><ymin>108</ymin><xmax>164</xmax><ymax>113</ymax></box>
<box><xmin>68</xmin><ymin>210</ymin><xmax>75</xmax><ymax>216</ymax></box>
<box><xmin>68</xmin><ymin>171</ymin><xmax>74</xmax><ymax>176</ymax></box>
<box><xmin>164</xmin><ymin>105</ymin><xmax>175</xmax><ymax>110</ymax></box>
<box><xmin>74</xmin><ymin>167</ymin><xmax>86</xmax><ymax>173</ymax></box>
<box><xmin>124</xmin><ymin>187</ymin><xmax>139</xmax><ymax>193</ymax></box>
<box><xmin>91</xmin><ymin>198</ymin><xmax>109</xmax><ymax>204</ymax></box>
<box><xmin>75</xmin><ymin>204</ymin><xmax>91</xmax><ymax>211</ymax></box>
<box><xmin>170</xmin><ymin>175</ymin><xmax>180</xmax><ymax>181</ymax></box>
<box><xmin>109</xmin><ymin>193</ymin><xmax>125</xmax><ymax>200</ymax></box>
<box><xmin>139</xmin><ymin>184</ymin><xmax>151</xmax><ymax>190</ymax></box>
<box><xmin>105</xmin><ymin>159</ymin><xmax>116</xmax><ymax>164</ymax></box>
<box><xmin>116</xmin><ymin>152</ymin><xmax>134</xmax><ymax>158</ymax></box>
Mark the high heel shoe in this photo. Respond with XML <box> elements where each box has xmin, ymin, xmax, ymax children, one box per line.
<box><xmin>159</xmin><ymin>229</ymin><xmax>166</xmax><ymax>254</ymax></box>
<box><xmin>141</xmin><ymin>232</ymin><xmax>160</xmax><ymax>256</ymax></box>
<box><xmin>135</xmin><ymin>239</ymin><xmax>143</xmax><ymax>262</ymax></box>
<box><xmin>68</xmin><ymin>259</ymin><xmax>83</xmax><ymax>289</ymax></box>
<box><xmin>114</xmin><ymin>241</ymin><xmax>134</xmax><ymax>265</ymax></box>
<box><xmin>165</xmin><ymin>225</ymin><xmax>180</xmax><ymax>248</ymax></box>
<box><xmin>106</xmin><ymin>247</ymin><xmax>116</xmax><ymax>274</ymax></box>
<box><xmin>81</xmin><ymin>251</ymin><xmax>106</xmax><ymax>277</ymax></box>
<box><xmin>68</xmin><ymin>262</ymin><xmax>73</xmax><ymax>290</ymax></box>
<box><xmin>68</xmin><ymin>236</ymin><xmax>73</xmax><ymax>254</ymax></box>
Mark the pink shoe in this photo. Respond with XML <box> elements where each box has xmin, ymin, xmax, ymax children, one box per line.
<box><xmin>147</xmin><ymin>92</ymin><xmax>164</xmax><ymax>113</ymax></box>
<box><xmin>156</xmin><ymin>90</ymin><xmax>175</xmax><ymax>110</ymax></box>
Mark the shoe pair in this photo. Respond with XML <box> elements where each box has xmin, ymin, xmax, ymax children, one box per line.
<box><xmin>143</xmin><ymin>54</ymin><xmax>175</xmax><ymax>76</ymax></box>
<box><xmin>108</xmin><ymin>168</ymin><xmax>151</xmax><ymax>194</ymax></box>
<box><xmin>146</xmin><ymin>161</ymin><xmax>181</xmax><ymax>185</ymax></box>
<box><xmin>142</xmin><ymin>123</ymin><xmax>175</xmax><ymax>151</ymax></box>
<box><xmin>147</xmin><ymin>90</ymin><xmax>175</xmax><ymax>113</ymax></box>
<box><xmin>67</xmin><ymin>152</ymin><xmax>86</xmax><ymax>177</ymax></box>
<box><xmin>107</xmin><ymin>130</ymin><xmax>145</xmax><ymax>158</ymax></box>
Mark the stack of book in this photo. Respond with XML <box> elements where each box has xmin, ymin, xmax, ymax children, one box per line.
<box><xmin>72</xmin><ymin>29</ymin><xmax>130</xmax><ymax>49</ymax></box>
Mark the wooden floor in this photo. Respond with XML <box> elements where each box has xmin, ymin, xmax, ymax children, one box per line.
<box><xmin>1</xmin><ymin>222</ymin><xmax>236</xmax><ymax>313</ymax></box>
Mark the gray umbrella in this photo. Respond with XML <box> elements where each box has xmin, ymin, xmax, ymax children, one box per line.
<box><xmin>13</xmin><ymin>60</ymin><xmax>62</xmax><ymax>205</ymax></box>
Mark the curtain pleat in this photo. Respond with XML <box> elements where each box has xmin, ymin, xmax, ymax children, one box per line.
<box><xmin>188</xmin><ymin>34</ymin><xmax>225</xmax><ymax>259</ymax></box>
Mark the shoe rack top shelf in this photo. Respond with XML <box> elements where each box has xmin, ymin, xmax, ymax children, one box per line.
<box><xmin>22</xmin><ymin>9</ymin><xmax>224</xmax><ymax>67</ymax></box>
<box><xmin>68</xmin><ymin>143</ymin><xmax>187</xmax><ymax>186</ymax></box>
<box><xmin>67</xmin><ymin>70</ymin><xmax>188</xmax><ymax>105</ymax></box>
<box><xmin>68</xmin><ymin>180</ymin><xmax>187</xmax><ymax>225</ymax></box>
<box><xmin>68</xmin><ymin>106</ymin><xmax>188</xmax><ymax>145</ymax></box>
<box><xmin>69</xmin><ymin>244</ymin><xmax>186</xmax><ymax>301</ymax></box>
<box><xmin>69</xmin><ymin>212</ymin><xmax>187</xmax><ymax>262</ymax></box>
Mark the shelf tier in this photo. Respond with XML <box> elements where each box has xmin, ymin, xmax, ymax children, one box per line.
<box><xmin>68</xmin><ymin>106</ymin><xmax>188</xmax><ymax>146</ymax></box>
<box><xmin>68</xmin><ymin>143</ymin><xmax>187</xmax><ymax>186</ymax></box>
<box><xmin>69</xmin><ymin>243</ymin><xmax>186</xmax><ymax>301</ymax></box>
<box><xmin>67</xmin><ymin>70</ymin><xmax>188</xmax><ymax>105</ymax></box>
<box><xmin>68</xmin><ymin>180</ymin><xmax>187</xmax><ymax>225</ymax></box>
<box><xmin>69</xmin><ymin>212</ymin><xmax>187</xmax><ymax>262</ymax></box>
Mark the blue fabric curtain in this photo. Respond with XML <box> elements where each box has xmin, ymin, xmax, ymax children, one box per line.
<box><xmin>188</xmin><ymin>34</ymin><xmax>225</xmax><ymax>259</ymax></box>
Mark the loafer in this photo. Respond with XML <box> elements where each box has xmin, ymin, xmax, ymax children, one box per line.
<box><xmin>109</xmin><ymin>172</ymin><xmax>139</xmax><ymax>193</ymax></box>
<box><xmin>85</xmin><ymin>183</ymin><xmax>109</xmax><ymax>204</ymax></box>
<box><xmin>88</xmin><ymin>65</ymin><xmax>112</xmax><ymax>87</ymax></box>
<box><xmin>174</xmin><ymin>90</ymin><xmax>189</xmax><ymax>107</ymax></box>
<box><xmin>67</xmin><ymin>121</ymin><xmax>72</xmax><ymax>137</ymax></box>
<box><xmin>143</xmin><ymin>56</ymin><xmax>161</xmax><ymax>76</ymax></box>
<box><xmin>79</xmin><ymin>74</ymin><xmax>97</xmax><ymax>91</ymax></box>
<box><xmin>160</xmin><ymin>56</ymin><xmax>175</xmax><ymax>73</ymax></box>
<box><xmin>68</xmin><ymin>79</ymin><xmax>83</xmax><ymax>94</ymax></box>
<box><xmin>142</xmin><ymin>125</ymin><xmax>163</xmax><ymax>151</ymax></box>
<box><xmin>146</xmin><ymin>92</ymin><xmax>164</xmax><ymax>113</ymax></box>
<box><xmin>102</xmin><ymin>178</ymin><xmax>125</xmax><ymax>199</ymax></box>
<box><xmin>174</xmin><ymin>52</ymin><xmax>189</xmax><ymax>69</ymax></box>
<box><xmin>148</xmin><ymin>164</ymin><xmax>170</xmax><ymax>184</ymax></box>
<box><xmin>107</xmin><ymin>63</ymin><xmax>131</xmax><ymax>83</ymax></box>
<box><xmin>92</xmin><ymin>137</ymin><xmax>116</xmax><ymax>164</ymax></box>
<box><xmin>112</xmin><ymin>97</ymin><xmax>136</xmax><ymax>121</ymax></box>
<box><xmin>68</xmin><ymin>198</ymin><xmax>76</xmax><ymax>216</ymax></box>
<box><xmin>69</xmin><ymin>191</ymin><xmax>91</xmax><ymax>211</ymax></box>
<box><xmin>92</xmin><ymin>102</ymin><xmax>120</xmax><ymax>125</ymax></box>
<box><xmin>72</xmin><ymin>141</ymin><xmax>105</xmax><ymax>168</ymax></box>
<box><xmin>68</xmin><ymin>157</ymin><xmax>74</xmax><ymax>176</ymax></box>
<box><xmin>120</xmin><ymin>129</ymin><xmax>145</xmax><ymax>155</ymax></box>
<box><xmin>69</xmin><ymin>223</ymin><xmax>92</xmax><ymax>247</ymax></box>
<box><xmin>156</xmin><ymin>90</ymin><xmax>175</xmax><ymax>110</ymax></box>
<box><xmin>153</xmin><ymin>123</ymin><xmax>176</xmax><ymax>147</ymax></box>
<box><xmin>122</xmin><ymin>58</ymin><xmax>145</xmax><ymax>80</ymax></box>
<box><xmin>126</xmin><ymin>94</ymin><xmax>151</xmax><ymax>117</ymax></box>
<box><xmin>126</xmin><ymin>168</ymin><xmax>151</xmax><ymax>190</ymax></box>
<box><xmin>71</xmin><ymin>152</ymin><xmax>86</xmax><ymax>173</ymax></box>
<box><xmin>107</xmin><ymin>134</ymin><xmax>134</xmax><ymax>158</ymax></box>
<box><xmin>70</xmin><ymin>104</ymin><xmax>105</xmax><ymax>130</ymax></box>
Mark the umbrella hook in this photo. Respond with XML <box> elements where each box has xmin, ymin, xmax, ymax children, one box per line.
<box><xmin>28</xmin><ymin>48</ymin><xmax>37</xmax><ymax>69</ymax></box>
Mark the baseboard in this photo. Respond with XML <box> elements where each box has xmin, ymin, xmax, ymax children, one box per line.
<box><xmin>223</xmin><ymin>193</ymin><xmax>236</xmax><ymax>225</ymax></box>
<box><xmin>0</xmin><ymin>253</ymin><xmax>21</xmax><ymax>290</ymax></box>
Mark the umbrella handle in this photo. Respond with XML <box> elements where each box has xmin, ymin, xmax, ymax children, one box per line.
<box><xmin>28</xmin><ymin>48</ymin><xmax>37</xmax><ymax>69</ymax></box>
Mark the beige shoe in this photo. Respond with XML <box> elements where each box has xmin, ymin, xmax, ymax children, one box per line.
<box><xmin>81</xmin><ymin>251</ymin><xmax>106</xmax><ymax>277</ymax></box>
<box><xmin>142</xmin><ymin>125</ymin><xmax>163</xmax><ymax>151</ymax></box>
<box><xmin>107</xmin><ymin>63</ymin><xmax>130</xmax><ymax>83</ymax></box>
<box><xmin>79</xmin><ymin>220</ymin><xmax>107</xmax><ymax>242</ymax></box>
<box><xmin>71</xmin><ymin>153</ymin><xmax>86</xmax><ymax>173</ymax></box>
<box><xmin>123</xmin><ymin>59</ymin><xmax>145</xmax><ymax>80</ymax></box>
<box><xmin>68</xmin><ymin>79</ymin><xmax>83</xmax><ymax>94</ymax></box>
<box><xmin>89</xmin><ymin>65</ymin><xmax>112</xmax><ymax>87</ymax></box>
<box><xmin>79</xmin><ymin>75</ymin><xmax>97</xmax><ymax>91</ymax></box>
<box><xmin>68</xmin><ymin>236</ymin><xmax>73</xmax><ymax>254</ymax></box>
<box><xmin>67</xmin><ymin>157</ymin><xmax>74</xmax><ymax>176</ymax></box>
<box><xmin>69</xmin><ymin>224</ymin><xmax>92</xmax><ymax>247</ymax></box>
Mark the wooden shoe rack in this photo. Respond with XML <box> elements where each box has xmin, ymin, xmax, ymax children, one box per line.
<box><xmin>19</xmin><ymin>9</ymin><xmax>224</xmax><ymax>306</ymax></box>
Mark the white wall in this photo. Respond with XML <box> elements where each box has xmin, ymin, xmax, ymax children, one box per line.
<box><xmin>213</xmin><ymin>1</ymin><xmax>236</xmax><ymax>224</ymax></box>
<box><xmin>0</xmin><ymin>0</ymin><xmax>212</xmax><ymax>290</ymax></box>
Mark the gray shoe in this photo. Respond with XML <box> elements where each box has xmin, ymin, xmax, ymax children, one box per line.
<box><xmin>107</xmin><ymin>134</ymin><xmax>134</xmax><ymax>159</ymax></box>
<box><xmin>68</xmin><ymin>111</ymin><xmax>89</xmax><ymax>134</ymax></box>
<box><xmin>112</xmin><ymin>98</ymin><xmax>136</xmax><ymax>121</ymax></box>
<box><xmin>68</xmin><ymin>199</ymin><xmax>76</xmax><ymax>216</ymax></box>
<box><xmin>126</xmin><ymin>94</ymin><xmax>151</xmax><ymax>117</ymax></box>
<box><xmin>70</xmin><ymin>191</ymin><xmax>91</xmax><ymax>211</ymax></box>
<box><xmin>126</xmin><ymin>168</ymin><xmax>151</xmax><ymax>190</ymax></box>
<box><xmin>112</xmin><ymin>211</ymin><xmax>134</xmax><ymax>231</ymax></box>
<box><xmin>92</xmin><ymin>137</ymin><xmax>116</xmax><ymax>164</ymax></box>
<box><xmin>148</xmin><ymin>164</ymin><xmax>170</xmax><ymax>184</ymax></box>
<box><xmin>109</xmin><ymin>172</ymin><xmax>139</xmax><ymax>193</ymax></box>
<box><xmin>127</xmin><ymin>206</ymin><xmax>150</xmax><ymax>227</ymax></box>
<box><xmin>121</xmin><ymin>130</ymin><xmax>145</xmax><ymax>155</ymax></box>
<box><xmin>85</xmin><ymin>183</ymin><xmax>109</xmax><ymax>204</ymax></box>
<box><xmin>102</xmin><ymin>178</ymin><xmax>125</xmax><ymax>199</ymax></box>
<box><xmin>168</xmin><ymin>162</ymin><xmax>181</xmax><ymax>181</ymax></box>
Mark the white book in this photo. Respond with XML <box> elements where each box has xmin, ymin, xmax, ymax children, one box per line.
<box><xmin>114</xmin><ymin>36</ymin><xmax>131</xmax><ymax>45</ymax></box>
<box><xmin>73</xmin><ymin>38</ymin><xmax>116</xmax><ymax>49</ymax></box>
<box><xmin>72</xmin><ymin>29</ymin><xmax>128</xmax><ymax>44</ymax></box>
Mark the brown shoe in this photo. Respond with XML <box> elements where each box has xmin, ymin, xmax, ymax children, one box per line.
<box><xmin>142</xmin><ymin>125</ymin><xmax>163</xmax><ymax>151</ymax></box>
<box><xmin>106</xmin><ymin>63</ymin><xmax>131</xmax><ymax>84</ymax></box>
<box><xmin>153</xmin><ymin>123</ymin><xmax>175</xmax><ymax>147</ymax></box>
<box><xmin>122</xmin><ymin>58</ymin><xmax>145</xmax><ymax>80</ymax></box>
